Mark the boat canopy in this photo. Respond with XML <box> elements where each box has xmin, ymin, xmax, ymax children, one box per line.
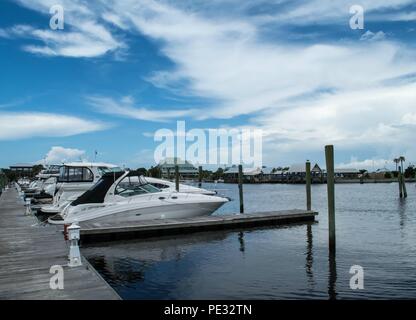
<box><xmin>70</xmin><ymin>171</ymin><xmax>160</xmax><ymax>206</ymax></box>
<box><xmin>71</xmin><ymin>171</ymin><xmax>125</xmax><ymax>206</ymax></box>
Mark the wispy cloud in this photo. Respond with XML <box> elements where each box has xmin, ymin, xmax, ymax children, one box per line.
<box><xmin>2</xmin><ymin>0</ymin><xmax>123</xmax><ymax>57</ymax></box>
<box><xmin>86</xmin><ymin>95</ymin><xmax>196</xmax><ymax>122</ymax></box>
<box><xmin>0</xmin><ymin>112</ymin><xmax>109</xmax><ymax>140</ymax></box>
<box><xmin>360</xmin><ymin>30</ymin><xmax>386</xmax><ymax>41</ymax></box>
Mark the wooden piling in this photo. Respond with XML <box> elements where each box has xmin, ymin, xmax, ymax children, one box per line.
<box><xmin>198</xmin><ymin>166</ymin><xmax>203</xmax><ymax>188</ymax></box>
<box><xmin>175</xmin><ymin>165</ymin><xmax>179</xmax><ymax>192</ymax></box>
<box><xmin>401</xmin><ymin>170</ymin><xmax>407</xmax><ymax>198</ymax></box>
<box><xmin>325</xmin><ymin>145</ymin><xmax>336</xmax><ymax>252</ymax></box>
<box><xmin>306</xmin><ymin>161</ymin><xmax>312</xmax><ymax>211</ymax></box>
<box><xmin>398</xmin><ymin>166</ymin><xmax>403</xmax><ymax>198</ymax></box>
<box><xmin>238</xmin><ymin>164</ymin><xmax>244</xmax><ymax>214</ymax></box>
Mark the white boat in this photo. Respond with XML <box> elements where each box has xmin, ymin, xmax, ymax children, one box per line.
<box><xmin>24</xmin><ymin>171</ymin><xmax>59</xmax><ymax>199</ymax></box>
<box><xmin>145</xmin><ymin>177</ymin><xmax>217</xmax><ymax>195</ymax></box>
<box><xmin>39</xmin><ymin>162</ymin><xmax>122</xmax><ymax>215</ymax></box>
<box><xmin>48</xmin><ymin>170</ymin><xmax>228</xmax><ymax>225</ymax></box>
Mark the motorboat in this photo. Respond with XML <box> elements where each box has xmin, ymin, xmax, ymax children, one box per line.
<box><xmin>30</xmin><ymin>176</ymin><xmax>59</xmax><ymax>204</ymax></box>
<box><xmin>25</xmin><ymin>165</ymin><xmax>62</xmax><ymax>203</ymax></box>
<box><xmin>48</xmin><ymin>170</ymin><xmax>228</xmax><ymax>225</ymax></box>
<box><xmin>39</xmin><ymin>162</ymin><xmax>122</xmax><ymax>215</ymax></box>
<box><xmin>145</xmin><ymin>177</ymin><xmax>217</xmax><ymax>195</ymax></box>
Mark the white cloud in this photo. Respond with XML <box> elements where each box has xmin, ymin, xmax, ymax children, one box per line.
<box><xmin>360</xmin><ymin>30</ymin><xmax>386</xmax><ymax>41</ymax></box>
<box><xmin>3</xmin><ymin>23</ymin><xmax>122</xmax><ymax>58</ymax></box>
<box><xmin>86</xmin><ymin>95</ymin><xmax>196</xmax><ymax>122</ymax></box>
<box><xmin>336</xmin><ymin>157</ymin><xmax>391</xmax><ymax>170</ymax></box>
<box><xmin>3</xmin><ymin>0</ymin><xmax>123</xmax><ymax>57</ymax></box>
<box><xmin>89</xmin><ymin>1</ymin><xmax>415</xmax><ymax>121</ymax></box>
<box><xmin>251</xmin><ymin>0</ymin><xmax>416</xmax><ymax>25</ymax></box>
<box><xmin>0</xmin><ymin>112</ymin><xmax>108</xmax><ymax>140</ymax></box>
<box><xmin>42</xmin><ymin>146</ymin><xmax>86</xmax><ymax>163</ymax></box>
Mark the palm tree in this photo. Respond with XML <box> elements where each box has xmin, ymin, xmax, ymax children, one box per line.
<box><xmin>399</xmin><ymin>156</ymin><xmax>406</xmax><ymax>173</ymax></box>
<box><xmin>394</xmin><ymin>158</ymin><xmax>399</xmax><ymax>172</ymax></box>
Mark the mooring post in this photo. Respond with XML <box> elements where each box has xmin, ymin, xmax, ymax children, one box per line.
<box><xmin>306</xmin><ymin>161</ymin><xmax>312</xmax><ymax>211</ymax></box>
<box><xmin>198</xmin><ymin>166</ymin><xmax>203</xmax><ymax>188</ymax></box>
<box><xmin>68</xmin><ymin>223</ymin><xmax>82</xmax><ymax>267</ymax></box>
<box><xmin>398</xmin><ymin>166</ymin><xmax>403</xmax><ymax>198</ymax></box>
<box><xmin>402</xmin><ymin>170</ymin><xmax>407</xmax><ymax>198</ymax></box>
<box><xmin>238</xmin><ymin>164</ymin><xmax>244</xmax><ymax>214</ymax></box>
<box><xmin>325</xmin><ymin>145</ymin><xmax>336</xmax><ymax>252</ymax></box>
<box><xmin>175</xmin><ymin>165</ymin><xmax>179</xmax><ymax>192</ymax></box>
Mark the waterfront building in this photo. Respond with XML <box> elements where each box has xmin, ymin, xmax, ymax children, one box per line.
<box><xmin>9</xmin><ymin>163</ymin><xmax>35</xmax><ymax>178</ymax></box>
<box><xmin>158</xmin><ymin>158</ymin><xmax>199</xmax><ymax>180</ymax></box>
<box><xmin>334</xmin><ymin>168</ymin><xmax>360</xmax><ymax>179</ymax></box>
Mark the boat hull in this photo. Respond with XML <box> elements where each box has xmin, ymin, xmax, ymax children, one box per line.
<box><xmin>49</xmin><ymin>200</ymin><xmax>226</xmax><ymax>225</ymax></box>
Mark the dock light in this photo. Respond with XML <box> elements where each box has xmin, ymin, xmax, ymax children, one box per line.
<box><xmin>68</xmin><ymin>223</ymin><xmax>82</xmax><ymax>267</ymax></box>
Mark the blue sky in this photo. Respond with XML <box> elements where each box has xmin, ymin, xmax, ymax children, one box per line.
<box><xmin>1</xmin><ymin>0</ymin><xmax>416</xmax><ymax>170</ymax></box>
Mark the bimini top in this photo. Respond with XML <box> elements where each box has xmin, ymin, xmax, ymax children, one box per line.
<box><xmin>70</xmin><ymin>171</ymin><xmax>155</xmax><ymax>206</ymax></box>
<box><xmin>63</xmin><ymin>162</ymin><xmax>119</xmax><ymax>168</ymax></box>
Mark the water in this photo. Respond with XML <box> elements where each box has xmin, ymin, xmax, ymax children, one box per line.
<box><xmin>82</xmin><ymin>183</ymin><xmax>416</xmax><ymax>299</ymax></box>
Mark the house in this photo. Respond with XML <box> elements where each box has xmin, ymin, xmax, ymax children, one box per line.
<box><xmin>261</xmin><ymin>167</ymin><xmax>284</xmax><ymax>182</ymax></box>
<box><xmin>9</xmin><ymin>163</ymin><xmax>35</xmax><ymax>178</ymax></box>
<box><xmin>287</xmin><ymin>163</ymin><xmax>323</xmax><ymax>183</ymax></box>
<box><xmin>369</xmin><ymin>168</ymin><xmax>392</xmax><ymax>179</ymax></box>
<box><xmin>334</xmin><ymin>168</ymin><xmax>360</xmax><ymax>179</ymax></box>
<box><xmin>158</xmin><ymin>158</ymin><xmax>199</xmax><ymax>179</ymax></box>
<box><xmin>223</xmin><ymin>166</ymin><xmax>285</xmax><ymax>183</ymax></box>
<box><xmin>223</xmin><ymin>165</ymin><xmax>262</xmax><ymax>183</ymax></box>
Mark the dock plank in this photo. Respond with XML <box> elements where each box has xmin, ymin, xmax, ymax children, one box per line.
<box><xmin>0</xmin><ymin>188</ymin><xmax>120</xmax><ymax>300</ymax></box>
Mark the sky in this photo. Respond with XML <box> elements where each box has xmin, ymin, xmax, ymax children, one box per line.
<box><xmin>0</xmin><ymin>0</ymin><xmax>416</xmax><ymax>170</ymax></box>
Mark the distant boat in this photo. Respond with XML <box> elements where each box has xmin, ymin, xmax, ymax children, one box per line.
<box><xmin>39</xmin><ymin>162</ymin><xmax>122</xmax><ymax>216</ymax></box>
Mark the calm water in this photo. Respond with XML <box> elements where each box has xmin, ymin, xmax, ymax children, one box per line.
<box><xmin>82</xmin><ymin>183</ymin><xmax>416</xmax><ymax>299</ymax></box>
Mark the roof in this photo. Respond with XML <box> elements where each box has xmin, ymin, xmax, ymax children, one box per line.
<box><xmin>224</xmin><ymin>166</ymin><xmax>262</xmax><ymax>175</ymax></box>
<box><xmin>158</xmin><ymin>157</ymin><xmax>195</xmax><ymax>165</ymax></box>
<box><xmin>261</xmin><ymin>167</ymin><xmax>275</xmax><ymax>175</ymax></box>
<box><xmin>287</xmin><ymin>163</ymin><xmax>322</xmax><ymax>173</ymax></box>
<box><xmin>244</xmin><ymin>167</ymin><xmax>262</xmax><ymax>176</ymax></box>
<box><xmin>63</xmin><ymin>162</ymin><xmax>119</xmax><ymax>168</ymax></box>
<box><xmin>9</xmin><ymin>163</ymin><xmax>34</xmax><ymax>168</ymax></box>
<box><xmin>334</xmin><ymin>168</ymin><xmax>360</xmax><ymax>174</ymax></box>
<box><xmin>287</xmin><ymin>164</ymin><xmax>307</xmax><ymax>173</ymax></box>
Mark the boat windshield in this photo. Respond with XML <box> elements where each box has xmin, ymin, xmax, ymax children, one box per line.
<box><xmin>98</xmin><ymin>166</ymin><xmax>123</xmax><ymax>175</ymax></box>
<box><xmin>115</xmin><ymin>175</ymin><xmax>161</xmax><ymax>197</ymax></box>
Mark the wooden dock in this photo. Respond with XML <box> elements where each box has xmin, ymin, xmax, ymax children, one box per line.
<box><xmin>80</xmin><ymin>209</ymin><xmax>318</xmax><ymax>243</ymax></box>
<box><xmin>0</xmin><ymin>188</ymin><xmax>120</xmax><ymax>300</ymax></box>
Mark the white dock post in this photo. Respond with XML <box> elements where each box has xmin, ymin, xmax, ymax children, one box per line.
<box><xmin>68</xmin><ymin>223</ymin><xmax>82</xmax><ymax>267</ymax></box>
<box><xmin>25</xmin><ymin>198</ymin><xmax>31</xmax><ymax>215</ymax></box>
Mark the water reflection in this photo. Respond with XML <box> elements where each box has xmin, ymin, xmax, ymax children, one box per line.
<box><xmin>397</xmin><ymin>198</ymin><xmax>407</xmax><ymax>231</ymax></box>
<box><xmin>305</xmin><ymin>224</ymin><xmax>314</xmax><ymax>287</ymax></box>
<box><xmin>84</xmin><ymin>232</ymin><xmax>228</xmax><ymax>287</ymax></box>
<box><xmin>238</xmin><ymin>232</ymin><xmax>245</xmax><ymax>253</ymax></box>
<box><xmin>328</xmin><ymin>251</ymin><xmax>337</xmax><ymax>300</ymax></box>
